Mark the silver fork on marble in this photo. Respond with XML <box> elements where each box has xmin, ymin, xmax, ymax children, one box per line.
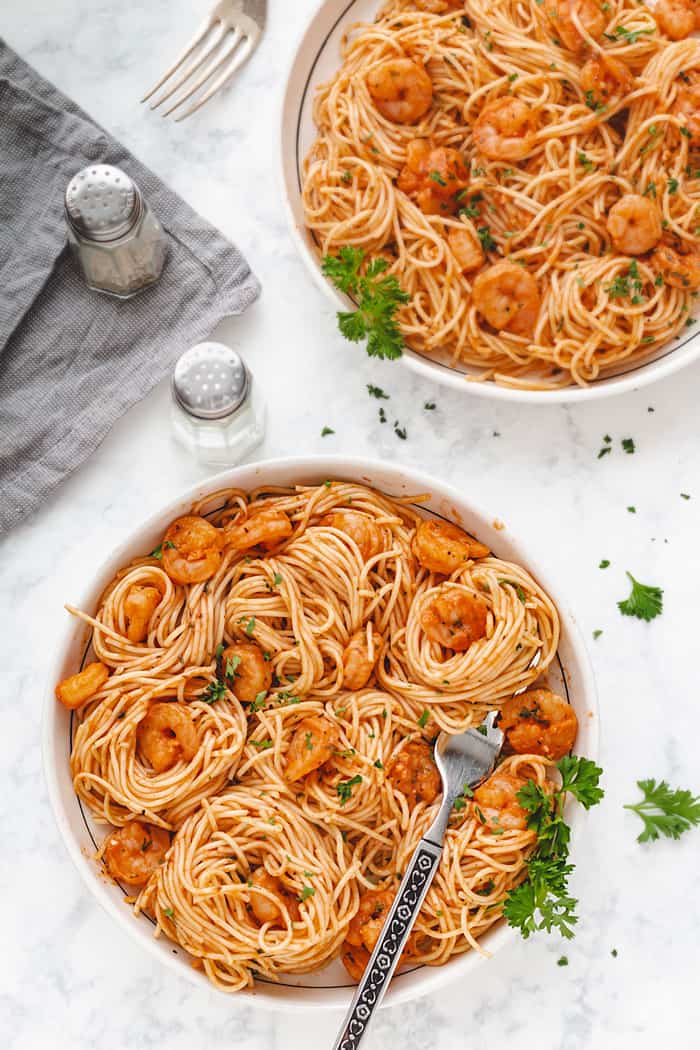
<box><xmin>332</xmin><ymin>713</ymin><xmax>505</xmax><ymax>1050</ymax></box>
<box><xmin>141</xmin><ymin>0</ymin><xmax>266</xmax><ymax>121</ymax></box>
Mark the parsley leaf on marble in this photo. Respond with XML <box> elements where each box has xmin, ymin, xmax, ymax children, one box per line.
<box><xmin>617</xmin><ymin>573</ymin><xmax>663</xmax><ymax>621</ymax></box>
<box><xmin>625</xmin><ymin>780</ymin><xmax>700</xmax><ymax>842</ymax></box>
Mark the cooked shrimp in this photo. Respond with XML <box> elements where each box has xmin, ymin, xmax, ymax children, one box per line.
<box><xmin>656</xmin><ymin>0</ymin><xmax>696</xmax><ymax>38</ymax></box>
<box><xmin>347</xmin><ymin>888</ymin><xmax>420</xmax><ymax>958</ymax></box>
<box><xmin>673</xmin><ymin>85</ymin><xmax>700</xmax><ymax>146</ymax></box>
<box><xmin>342</xmin><ymin>628</ymin><xmax>382</xmax><ymax>690</ymax></box>
<box><xmin>387</xmin><ymin>740</ymin><xmax>441</xmax><ymax>808</ymax></box>
<box><xmin>284</xmin><ymin>716</ymin><xmax>340</xmax><ymax>782</ymax></box>
<box><xmin>367</xmin><ymin>59</ymin><xmax>433</xmax><ymax>124</ymax></box>
<box><xmin>136</xmin><ymin>702</ymin><xmax>198</xmax><ymax>773</ymax></box>
<box><xmin>549</xmin><ymin>0</ymin><xmax>605</xmax><ymax>50</ymax></box>
<box><xmin>55</xmin><ymin>661</ymin><xmax>109</xmax><ymax>710</ymax></box>
<box><xmin>473</xmin><ymin>99</ymin><xmax>538</xmax><ymax>162</ymax></box>
<box><xmin>124</xmin><ymin>584</ymin><xmax>161</xmax><ymax>643</ymax></box>
<box><xmin>448</xmin><ymin>227</ymin><xmax>485</xmax><ymax>273</ymax></box>
<box><xmin>413</xmin><ymin>518</ymin><xmax>489</xmax><ymax>575</ymax></box>
<box><xmin>222</xmin><ymin>642</ymin><xmax>272</xmax><ymax>703</ymax></box>
<box><xmin>346</xmin><ymin>888</ymin><xmax>395</xmax><ymax>952</ymax></box>
<box><xmin>161</xmin><ymin>515</ymin><xmax>223</xmax><ymax>585</ymax></box>
<box><xmin>421</xmin><ymin>588</ymin><xmax>489</xmax><ymax>651</ymax></box>
<box><xmin>397</xmin><ymin>139</ymin><xmax>470</xmax><ymax>215</ymax></box>
<box><xmin>580</xmin><ymin>56</ymin><xmax>633</xmax><ymax>107</ymax></box>
<box><xmin>651</xmin><ymin>243</ymin><xmax>700</xmax><ymax>289</ymax></box>
<box><xmin>607</xmin><ymin>194</ymin><xmax>662</xmax><ymax>255</ymax></box>
<box><xmin>341</xmin><ymin>941</ymin><xmax>371</xmax><ymax>981</ymax></box>
<box><xmin>472</xmin><ymin>771</ymin><xmax>530</xmax><ymax>831</ymax></box>
<box><xmin>472</xmin><ymin>261</ymin><xmax>541</xmax><ymax>337</ymax></box>
<box><xmin>102</xmin><ymin>820</ymin><xmax>170</xmax><ymax>886</ymax></box>
<box><xmin>249</xmin><ymin>868</ymin><xmax>300</xmax><ymax>926</ymax></box>
<box><xmin>319</xmin><ymin>509</ymin><xmax>383</xmax><ymax>561</ymax></box>
<box><xmin>223</xmin><ymin>507</ymin><xmax>293</xmax><ymax>552</ymax></box>
<box><xmin>499</xmin><ymin>688</ymin><xmax>578</xmax><ymax>760</ymax></box>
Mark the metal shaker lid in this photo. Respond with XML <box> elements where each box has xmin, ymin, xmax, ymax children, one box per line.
<box><xmin>172</xmin><ymin>343</ymin><xmax>249</xmax><ymax>420</ymax></box>
<box><xmin>65</xmin><ymin>165</ymin><xmax>140</xmax><ymax>242</ymax></box>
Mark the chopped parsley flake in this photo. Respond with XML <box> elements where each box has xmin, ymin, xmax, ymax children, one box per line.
<box><xmin>337</xmin><ymin>775</ymin><xmax>363</xmax><ymax>805</ymax></box>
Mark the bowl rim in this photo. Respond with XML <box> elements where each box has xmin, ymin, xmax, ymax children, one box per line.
<box><xmin>278</xmin><ymin>0</ymin><xmax>700</xmax><ymax>404</ymax></box>
<box><xmin>42</xmin><ymin>454</ymin><xmax>599</xmax><ymax>1011</ymax></box>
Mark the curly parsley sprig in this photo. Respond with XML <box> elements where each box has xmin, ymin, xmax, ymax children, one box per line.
<box><xmin>625</xmin><ymin>779</ymin><xmax>700</xmax><ymax>842</ymax></box>
<box><xmin>322</xmin><ymin>247</ymin><xmax>409</xmax><ymax>360</ymax></box>
<box><xmin>503</xmin><ymin>756</ymin><xmax>604</xmax><ymax>940</ymax></box>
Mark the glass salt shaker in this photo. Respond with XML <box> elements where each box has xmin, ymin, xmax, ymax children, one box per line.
<box><xmin>64</xmin><ymin>164</ymin><xmax>168</xmax><ymax>298</ymax></box>
<box><xmin>171</xmin><ymin>342</ymin><xmax>266</xmax><ymax>466</ymax></box>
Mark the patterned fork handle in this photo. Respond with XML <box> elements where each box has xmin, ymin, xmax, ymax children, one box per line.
<box><xmin>332</xmin><ymin>836</ymin><xmax>442</xmax><ymax>1050</ymax></box>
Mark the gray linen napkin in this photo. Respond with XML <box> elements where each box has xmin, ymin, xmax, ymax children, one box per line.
<box><xmin>0</xmin><ymin>41</ymin><xmax>261</xmax><ymax>533</ymax></box>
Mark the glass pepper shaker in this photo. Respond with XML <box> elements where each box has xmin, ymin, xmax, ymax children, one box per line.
<box><xmin>64</xmin><ymin>164</ymin><xmax>168</xmax><ymax>298</ymax></box>
<box><xmin>171</xmin><ymin>342</ymin><xmax>266</xmax><ymax>466</ymax></box>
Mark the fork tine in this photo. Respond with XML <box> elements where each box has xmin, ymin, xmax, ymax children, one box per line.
<box><xmin>141</xmin><ymin>15</ymin><xmax>214</xmax><ymax>104</ymax></box>
<box><xmin>173</xmin><ymin>35</ymin><xmax>255</xmax><ymax>121</ymax></box>
<box><xmin>149</xmin><ymin>22</ymin><xmax>229</xmax><ymax>111</ymax></box>
<box><xmin>161</xmin><ymin>28</ymin><xmax>243</xmax><ymax>119</ymax></box>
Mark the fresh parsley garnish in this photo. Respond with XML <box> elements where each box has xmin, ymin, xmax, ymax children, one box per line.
<box><xmin>225</xmin><ymin>655</ymin><xmax>241</xmax><ymax>681</ymax></box>
<box><xmin>617</xmin><ymin>572</ymin><xmax>663</xmax><ymax>621</ymax></box>
<box><xmin>367</xmin><ymin>384</ymin><xmax>389</xmax><ymax>399</ymax></box>
<box><xmin>299</xmin><ymin>884</ymin><xmax>315</xmax><ymax>902</ymax></box>
<box><xmin>503</xmin><ymin>757</ymin><xmax>604</xmax><ymax>940</ymax></box>
<box><xmin>418</xmin><ymin>709</ymin><xmax>430</xmax><ymax>728</ymax></box>
<box><xmin>605</xmin><ymin>261</ymin><xmax>645</xmax><ymax>304</ymax></box>
<box><xmin>321</xmin><ymin>426</ymin><xmax>335</xmax><ymax>437</ymax></box>
<box><xmin>621</xmin><ymin>437</ymin><xmax>635</xmax><ymax>454</ymax></box>
<box><xmin>593</xmin><ymin>629</ymin><xmax>603</xmax><ymax>640</ymax></box>
<box><xmin>250</xmin><ymin>690</ymin><xmax>268</xmax><ymax>712</ymax></box>
<box><xmin>337</xmin><ymin>774</ymin><xmax>363</xmax><ymax>805</ymax></box>
<box><xmin>245</xmin><ymin>617</ymin><xmax>256</xmax><ymax>636</ymax></box>
<box><xmin>604</xmin><ymin>24</ymin><xmax>654</xmax><ymax>44</ymax></box>
<box><xmin>322</xmin><ymin>247</ymin><xmax>409</xmax><ymax>360</ymax></box>
<box><xmin>201</xmin><ymin>679</ymin><xmax>226</xmax><ymax>704</ymax></box>
<box><xmin>477</xmin><ymin>226</ymin><xmax>497</xmax><ymax>251</ymax></box>
<box><xmin>625</xmin><ymin>779</ymin><xmax>700</xmax><ymax>841</ymax></box>
<box><xmin>599</xmin><ymin>559</ymin><xmax>610</xmax><ymax>569</ymax></box>
<box><xmin>577</xmin><ymin>151</ymin><xmax>595</xmax><ymax>173</ymax></box>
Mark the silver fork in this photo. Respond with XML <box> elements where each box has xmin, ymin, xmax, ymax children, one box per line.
<box><xmin>141</xmin><ymin>0</ymin><xmax>266</xmax><ymax>122</ymax></box>
<box><xmin>332</xmin><ymin>713</ymin><xmax>505</xmax><ymax>1050</ymax></box>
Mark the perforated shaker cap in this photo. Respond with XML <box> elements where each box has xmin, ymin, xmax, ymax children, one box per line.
<box><xmin>172</xmin><ymin>343</ymin><xmax>249</xmax><ymax>420</ymax></box>
<box><xmin>65</xmin><ymin>165</ymin><xmax>140</xmax><ymax>242</ymax></box>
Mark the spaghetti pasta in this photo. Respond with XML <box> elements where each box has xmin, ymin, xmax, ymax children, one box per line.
<box><xmin>302</xmin><ymin>0</ymin><xmax>700</xmax><ymax>388</ymax></box>
<box><xmin>60</xmin><ymin>479</ymin><xmax>575</xmax><ymax>993</ymax></box>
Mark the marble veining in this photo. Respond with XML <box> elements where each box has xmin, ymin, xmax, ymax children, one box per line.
<box><xmin>2</xmin><ymin>2</ymin><xmax>700</xmax><ymax>1047</ymax></box>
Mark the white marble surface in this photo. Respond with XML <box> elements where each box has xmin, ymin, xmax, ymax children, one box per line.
<box><xmin>3</xmin><ymin>1</ymin><xmax>700</xmax><ymax>1047</ymax></box>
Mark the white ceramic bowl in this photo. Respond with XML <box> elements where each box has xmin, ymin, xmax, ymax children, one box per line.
<box><xmin>43</xmin><ymin>456</ymin><xmax>598</xmax><ymax>1010</ymax></box>
<box><xmin>280</xmin><ymin>0</ymin><xmax>700</xmax><ymax>403</ymax></box>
